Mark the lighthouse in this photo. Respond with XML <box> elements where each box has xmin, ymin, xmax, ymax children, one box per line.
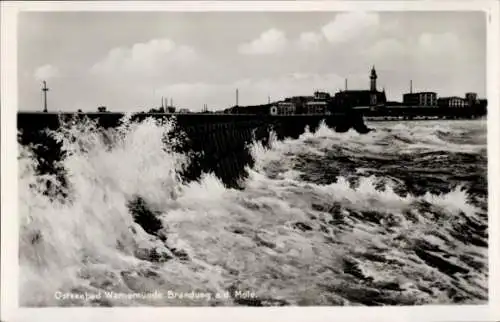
<box><xmin>370</xmin><ymin>66</ymin><xmax>377</xmax><ymax>92</ymax></box>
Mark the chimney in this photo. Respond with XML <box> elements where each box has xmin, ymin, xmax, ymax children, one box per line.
<box><xmin>236</xmin><ymin>89</ymin><xmax>239</xmax><ymax>106</ymax></box>
<box><xmin>410</xmin><ymin>80</ymin><xmax>413</xmax><ymax>94</ymax></box>
<box><xmin>345</xmin><ymin>78</ymin><xmax>348</xmax><ymax>91</ymax></box>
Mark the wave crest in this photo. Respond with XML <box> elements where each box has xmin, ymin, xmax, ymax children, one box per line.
<box><xmin>18</xmin><ymin>118</ymin><xmax>488</xmax><ymax>306</ymax></box>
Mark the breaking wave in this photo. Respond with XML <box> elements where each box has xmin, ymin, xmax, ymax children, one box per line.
<box><xmin>18</xmin><ymin>117</ymin><xmax>488</xmax><ymax>306</ymax></box>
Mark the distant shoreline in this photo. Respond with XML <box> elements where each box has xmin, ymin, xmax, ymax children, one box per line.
<box><xmin>17</xmin><ymin>110</ymin><xmax>487</xmax><ymax>122</ymax></box>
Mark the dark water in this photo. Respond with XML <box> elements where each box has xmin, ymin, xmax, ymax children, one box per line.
<box><xmin>18</xmin><ymin>118</ymin><xmax>488</xmax><ymax>306</ymax></box>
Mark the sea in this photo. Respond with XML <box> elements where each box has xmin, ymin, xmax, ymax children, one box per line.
<box><xmin>18</xmin><ymin>118</ymin><xmax>488</xmax><ymax>307</ymax></box>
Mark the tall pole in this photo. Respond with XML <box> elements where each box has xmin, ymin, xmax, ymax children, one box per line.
<box><xmin>236</xmin><ymin>89</ymin><xmax>239</xmax><ymax>106</ymax></box>
<box><xmin>42</xmin><ymin>80</ymin><xmax>49</xmax><ymax>112</ymax></box>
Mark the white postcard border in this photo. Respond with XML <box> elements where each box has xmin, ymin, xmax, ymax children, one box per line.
<box><xmin>1</xmin><ymin>1</ymin><xmax>499</xmax><ymax>322</ymax></box>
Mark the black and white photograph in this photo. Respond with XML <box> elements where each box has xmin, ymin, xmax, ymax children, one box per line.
<box><xmin>1</xmin><ymin>0</ymin><xmax>500</xmax><ymax>321</ymax></box>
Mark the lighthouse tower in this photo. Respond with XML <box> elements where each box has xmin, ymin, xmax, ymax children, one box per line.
<box><xmin>370</xmin><ymin>66</ymin><xmax>377</xmax><ymax>92</ymax></box>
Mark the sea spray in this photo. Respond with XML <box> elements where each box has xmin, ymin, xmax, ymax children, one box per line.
<box><xmin>19</xmin><ymin>117</ymin><xmax>488</xmax><ymax>306</ymax></box>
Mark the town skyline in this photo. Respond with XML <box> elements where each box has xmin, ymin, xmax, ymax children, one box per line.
<box><xmin>19</xmin><ymin>11</ymin><xmax>486</xmax><ymax>112</ymax></box>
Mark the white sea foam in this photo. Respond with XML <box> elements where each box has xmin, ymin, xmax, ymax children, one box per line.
<box><xmin>18</xmin><ymin>118</ymin><xmax>488</xmax><ymax>306</ymax></box>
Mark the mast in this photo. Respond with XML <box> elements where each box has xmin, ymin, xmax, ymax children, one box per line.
<box><xmin>42</xmin><ymin>80</ymin><xmax>49</xmax><ymax>112</ymax></box>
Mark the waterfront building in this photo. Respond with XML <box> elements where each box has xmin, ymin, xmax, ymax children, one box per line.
<box><xmin>334</xmin><ymin>89</ymin><xmax>386</xmax><ymax>108</ymax></box>
<box><xmin>437</xmin><ymin>96</ymin><xmax>466</xmax><ymax>108</ymax></box>
<box><xmin>284</xmin><ymin>96</ymin><xmax>313</xmax><ymax>114</ymax></box>
<box><xmin>276</xmin><ymin>102</ymin><xmax>296</xmax><ymax>115</ymax></box>
<box><xmin>402</xmin><ymin>92</ymin><xmax>437</xmax><ymax>107</ymax></box>
<box><xmin>477</xmin><ymin>99</ymin><xmax>488</xmax><ymax>111</ymax></box>
<box><xmin>402</xmin><ymin>93</ymin><xmax>419</xmax><ymax>106</ymax></box>
<box><xmin>305</xmin><ymin>101</ymin><xmax>327</xmax><ymax>114</ymax></box>
<box><xmin>267</xmin><ymin>92</ymin><xmax>331</xmax><ymax>115</ymax></box>
<box><xmin>228</xmin><ymin>102</ymin><xmax>275</xmax><ymax>115</ymax></box>
<box><xmin>313</xmin><ymin>91</ymin><xmax>331</xmax><ymax>101</ymax></box>
<box><xmin>465</xmin><ymin>92</ymin><xmax>479</xmax><ymax>107</ymax></box>
<box><xmin>333</xmin><ymin>66</ymin><xmax>387</xmax><ymax>109</ymax></box>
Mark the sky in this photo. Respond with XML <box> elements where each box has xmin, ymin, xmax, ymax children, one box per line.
<box><xmin>18</xmin><ymin>11</ymin><xmax>486</xmax><ymax>112</ymax></box>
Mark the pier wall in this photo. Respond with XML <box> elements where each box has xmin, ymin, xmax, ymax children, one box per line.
<box><xmin>17</xmin><ymin>111</ymin><xmax>369</xmax><ymax>189</ymax></box>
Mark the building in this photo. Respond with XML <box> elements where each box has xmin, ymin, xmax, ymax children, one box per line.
<box><xmin>477</xmin><ymin>99</ymin><xmax>488</xmax><ymax>112</ymax></box>
<box><xmin>281</xmin><ymin>96</ymin><xmax>312</xmax><ymax>114</ymax></box>
<box><xmin>332</xmin><ymin>66</ymin><xmax>387</xmax><ymax>109</ymax></box>
<box><xmin>305</xmin><ymin>101</ymin><xmax>327</xmax><ymax>114</ymax></box>
<box><xmin>314</xmin><ymin>91</ymin><xmax>330</xmax><ymax>101</ymax></box>
<box><xmin>419</xmin><ymin>92</ymin><xmax>437</xmax><ymax>106</ymax></box>
<box><xmin>226</xmin><ymin>103</ymin><xmax>272</xmax><ymax>115</ymax></box>
<box><xmin>148</xmin><ymin>107</ymin><xmax>165</xmax><ymax>113</ymax></box>
<box><xmin>437</xmin><ymin>96</ymin><xmax>466</xmax><ymax>108</ymax></box>
<box><xmin>334</xmin><ymin>90</ymin><xmax>386</xmax><ymax>108</ymax></box>
<box><xmin>402</xmin><ymin>92</ymin><xmax>437</xmax><ymax>107</ymax></box>
<box><xmin>465</xmin><ymin>92</ymin><xmax>479</xmax><ymax>107</ymax></box>
<box><xmin>276</xmin><ymin>102</ymin><xmax>296</xmax><ymax>115</ymax></box>
<box><xmin>402</xmin><ymin>93</ymin><xmax>419</xmax><ymax>106</ymax></box>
